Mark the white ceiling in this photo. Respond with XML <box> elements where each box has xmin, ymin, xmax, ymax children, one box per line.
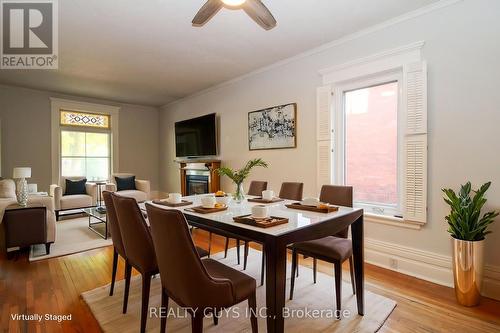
<box><xmin>0</xmin><ymin>0</ymin><xmax>440</xmax><ymax>106</ymax></box>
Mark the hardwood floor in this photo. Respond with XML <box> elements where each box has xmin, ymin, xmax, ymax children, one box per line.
<box><xmin>1</xmin><ymin>229</ymin><xmax>499</xmax><ymax>333</ymax></box>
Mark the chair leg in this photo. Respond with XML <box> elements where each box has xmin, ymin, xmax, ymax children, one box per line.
<box><xmin>208</xmin><ymin>232</ymin><xmax>212</xmax><ymax>258</ymax></box>
<box><xmin>45</xmin><ymin>243</ymin><xmax>51</xmax><ymax>255</ymax></box>
<box><xmin>260</xmin><ymin>246</ymin><xmax>265</xmax><ymax>286</ymax></box>
<box><xmin>123</xmin><ymin>261</ymin><xmax>132</xmax><ymax>314</ymax></box>
<box><xmin>334</xmin><ymin>261</ymin><xmax>342</xmax><ymax>318</ymax></box>
<box><xmin>191</xmin><ymin>313</ymin><xmax>204</xmax><ymax>333</ymax></box>
<box><xmin>243</xmin><ymin>241</ymin><xmax>249</xmax><ymax>270</ymax></box>
<box><xmin>213</xmin><ymin>309</ymin><xmax>219</xmax><ymax>326</ymax></box>
<box><xmin>140</xmin><ymin>273</ymin><xmax>152</xmax><ymax>333</ymax></box>
<box><xmin>224</xmin><ymin>237</ymin><xmax>229</xmax><ymax>258</ymax></box>
<box><xmin>349</xmin><ymin>256</ymin><xmax>356</xmax><ymax>295</ymax></box>
<box><xmin>109</xmin><ymin>248</ymin><xmax>118</xmax><ymax>296</ymax></box>
<box><xmin>290</xmin><ymin>248</ymin><xmax>297</xmax><ymax>300</ymax></box>
<box><xmin>236</xmin><ymin>239</ymin><xmax>241</xmax><ymax>265</ymax></box>
<box><xmin>248</xmin><ymin>291</ymin><xmax>258</xmax><ymax>333</ymax></box>
<box><xmin>313</xmin><ymin>258</ymin><xmax>317</xmax><ymax>284</ymax></box>
<box><xmin>160</xmin><ymin>288</ymin><xmax>169</xmax><ymax>333</ymax></box>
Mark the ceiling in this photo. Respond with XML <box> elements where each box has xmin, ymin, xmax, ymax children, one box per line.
<box><xmin>0</xmin><ymin>0</ymin><xmax>440</xmax><ymax>106</ymax></box>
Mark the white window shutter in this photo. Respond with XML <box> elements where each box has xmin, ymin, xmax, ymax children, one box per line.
<box><xmin>403</xmin><ymin>61</ymin><xmax>427</xmax><ymax>223</ymax></box>
<box><xmin>317</xmin><ymin>85</ymin><xmax>332</xmax><ymax>141</ymax></box>
<box><xmin>317</xmin><ymin>140</ymin><xmax>332</xmax><ymax>193</ymax></box>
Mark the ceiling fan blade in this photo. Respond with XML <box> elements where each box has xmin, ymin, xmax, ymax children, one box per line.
<box><xmin>192</xmin><ymin>0</ymin><xmax>223</xmax><ymax>26</ymax></box>
<box><xmin>242</xmin><ymin>0</ymin><xmax>277</xmax><ymax>30</ymax></box>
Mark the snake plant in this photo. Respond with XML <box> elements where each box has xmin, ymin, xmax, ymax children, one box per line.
<box><xmin>442</xmin><ymin>181</ymin><xmax>498</xmax><ymax>241</ymax></box>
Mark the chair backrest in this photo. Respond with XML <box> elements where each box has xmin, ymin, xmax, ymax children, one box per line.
<box><xmin>247</xmin><ymin>181</ymin><xmax>268</xmax><ymax>196</ymax></box>
<box><xmin>145</xmin><ymin>203</ymin><xmax>234</xmax><ymax>308</ymax></box>
<box><xmin>102</xmin><ymin>191</ymin><xmax>126</xmax><ymax>258</ymax></box>
<box><xmin>111</xmin><ymin>193</ymin><xmax>157</xmax><ymax>273</ymax></box>
<box><xmin>59</xmin><ymin>176</ymin><xmax>86</xmax><ymax>194</ymax></box>
<box><xmin>319</xmin><ymin>185</ymin><xmax>353</xmax><ymax>238</ymax></box>
<box><xmin>279</xmin><ymin>182</ymin><xmax>304</xmax><ymax>201</ymax></box>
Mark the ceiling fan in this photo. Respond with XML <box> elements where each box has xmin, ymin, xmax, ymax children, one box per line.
<box><xmin>192</xmin><ymin>0</ymin><xmax>277</xmax><ymax>30</ymax></box>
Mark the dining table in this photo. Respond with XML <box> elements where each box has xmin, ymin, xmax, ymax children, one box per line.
<box><xmin>146</xmin><ymin>195</ymin><xmax>364</xmax><ymax>333</ymax></box>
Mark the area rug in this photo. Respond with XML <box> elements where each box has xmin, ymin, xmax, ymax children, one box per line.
<box><xmin>29</xmin><ymin>216</ymin><xmax>112</xmax><ymax>261</ymax></box>
<box><xmin>82</xmin><ymin>248</ymin><xmax>396</xmax><ymax>332</ymax></box>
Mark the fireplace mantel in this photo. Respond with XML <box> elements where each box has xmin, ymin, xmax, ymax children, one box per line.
<box><xmin>176</xmin><ymin>159</ymin><xmax>221</xmax><ymax>196</ymax></box>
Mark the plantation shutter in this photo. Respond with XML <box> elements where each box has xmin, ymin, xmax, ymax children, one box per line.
<box><xmin>403</xmin><ymin>61</ymin><xmax>428</xmax><ymax>223</ymax></box>
<box><xmin>316</xmin><ymin>86</ymin><xmax>333</xmax><ymax>193</ymax></box>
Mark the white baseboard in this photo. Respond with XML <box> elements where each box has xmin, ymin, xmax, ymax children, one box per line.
<box><xmin>365</xmin><ymin>238</ymin><xmax>500</xmax><ymax>301</ymax></box>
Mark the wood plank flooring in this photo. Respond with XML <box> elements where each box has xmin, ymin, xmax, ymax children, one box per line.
<box><xmin>1</xmin><ymin>230</ymin><xmax>499</xmax><ymax>333</ymax></box>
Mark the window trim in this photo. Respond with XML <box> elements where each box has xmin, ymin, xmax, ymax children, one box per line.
<box><xmin>50</xmin><ymin>98</ymin><xmax>120</xmax><ymax>184</ymax></box>
<box><xmin>333</xmin><ymin>71</ymin><xmax>403</xmax><ymax>217</ymax></box>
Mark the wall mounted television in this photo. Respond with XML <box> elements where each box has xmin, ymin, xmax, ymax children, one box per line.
<box><xmin>175</xmin><ymin>113</ymin><xmax>217</xmax><ymax>158</ymax></box>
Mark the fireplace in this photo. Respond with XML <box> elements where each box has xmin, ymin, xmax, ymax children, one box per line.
<box><xmin>186</xmin><ymin>171</ymin><xmax>209</xmax><ymax>195</ymax></box>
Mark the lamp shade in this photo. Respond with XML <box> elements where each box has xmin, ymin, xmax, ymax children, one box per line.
<box><xmin>13</xmin><ymin>167</ymin><xmax>31</xmax><ymax>179</ymax></box>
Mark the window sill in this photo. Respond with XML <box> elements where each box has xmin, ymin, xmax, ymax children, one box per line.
<box><xmin>364</xmin><ymin>212</ymin><xmax>422</xmax><ymax>230</ymax></box>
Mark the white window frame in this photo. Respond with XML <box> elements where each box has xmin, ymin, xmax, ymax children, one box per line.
<box><xmin>333</xmin><ymin>71</ymin><xmax>404</xmax><ymax>217</ymax></box>
<box><xmin>50</xmin><ymin>98</ymin><xmax>120</xmax><ymax>184</ymax></box>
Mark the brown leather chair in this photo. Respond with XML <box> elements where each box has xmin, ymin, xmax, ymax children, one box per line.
<box><xmin>289</xmin><ymin>185</ymin><xmax>355</xmax><ymax>316</ymax></box>
<box><xmin>111</xmin><ymin>193</ymin><xmax>159</xmax><ymax>333</ymax></box>
<box><xmin>279</xmin><ymin>182</ymin><xmax>304</xmax><ymax>201</ymax></box>
<box><xmin>102</xmin><ymin>191</ymin><xmax>127</xmax><ymax>297</ymax></box>
<box><xmin>145</xmin><ymin>203</ymin><xmax>258</xmax><ymax>333</ymax></box>
<box><xmin>247</xmin><ymin>180</ymin><xmax>268</xmax><ymax>196</ymax></box>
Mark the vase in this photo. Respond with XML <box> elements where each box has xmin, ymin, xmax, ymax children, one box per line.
<box><xmin>16</xmin><ymin>178</ymin><xmax>28</xmax><ymax>207</ymax></box>
<box><xmin>452</xmin><ymin>237</ymin><xmax>485</xmax><ymax>306</ymax></box>
<box><xmin>233</xmin><ymin>182</ymin><xmax>245</xmax><ymax>203</ymax></box>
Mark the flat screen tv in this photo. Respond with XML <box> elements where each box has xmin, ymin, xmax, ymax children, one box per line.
<box><xmin>175</xmin><ymin>113</ymin><xmax>217</xmax><ymax>158</ymax></box>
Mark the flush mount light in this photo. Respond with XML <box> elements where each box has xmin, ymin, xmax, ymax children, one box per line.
<box><xmin>221</xmin><ymin>0</ymin><xmax>246</xmax><ymax>6</ymax></box>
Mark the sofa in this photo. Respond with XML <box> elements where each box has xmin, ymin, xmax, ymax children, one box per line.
<box><xmin>1</xmin><ymin>179</ymin><xmax>56</xmax><ymax>255</ymax></box>
<box><xmin>105</xmin><ymin>173</ymin><xmax>150</xmax><ymax>202</ymax></box>
<box><xmin>49</xmin><ymin>176</ymin><xmax>97</xmax><ymax>220</ymax></box>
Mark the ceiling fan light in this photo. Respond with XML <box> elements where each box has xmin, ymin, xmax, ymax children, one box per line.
<box><xmin>221</xmin><ymin>0</ymin><xmax>246</xmax><ymax>7</ymax></box>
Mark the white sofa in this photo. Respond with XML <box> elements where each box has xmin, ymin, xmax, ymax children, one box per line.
<box><xmin>49</xmin><ymin>176</ymin><xmax>97</xmax><ymax>220</ymax></box>
<box><xmin>105</xmin><ymin>173</ymin><xmax>150</xmax><ymax>202</ymax></box>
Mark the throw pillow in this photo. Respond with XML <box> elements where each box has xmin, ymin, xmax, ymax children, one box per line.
<box><xmin>115</xmin><ymin>176</ymin><xmax>136</xmax><ymax>191</ymax></box>
<box><xmin>0</xmin><ymin>179</ymin><xmax>16</xmax><ymax>199</ymax></box>
<box><xmin>65</xmin><ymin>178</ymin><xmax>87</xmax><ymax>195</ymax></box>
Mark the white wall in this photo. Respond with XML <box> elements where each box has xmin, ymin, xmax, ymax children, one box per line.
<box><xmin>160</xmin><ymin>0</ymin><xmax>500</xmax><ymax>294</ymax></box>
<box><xmin>0</xmin><ymin>85</ymin><xmax>160</xmax><ymax>191</ymax></box>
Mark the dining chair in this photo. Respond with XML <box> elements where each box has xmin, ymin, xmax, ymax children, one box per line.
<box><xmin>146</xmin><ymin>203</ymin><xmax>258</xmax><ymax>333</ymax></box>
<box><xmin>102</xmin><ymin>191</ymin><xmax>127</xmax><ymax>297</ymax></box>
<box><xmin>279</xmin><ymin>182</ymin><xmax>304</xmax><ymax>201</ymax></box>
<box><xmin>246</xmin><ymin>180</ymin><xmax>268</xmax><ymax>196</ymax></box>
<box><xmin>289</xmin><ymin>185</ymin><xmax>355</xmax><ymax>316</ymax></box>
<box><xmin>111</xmin><ymin>193</ymin><xmax>159</xmax><ymax>333</ymax></box>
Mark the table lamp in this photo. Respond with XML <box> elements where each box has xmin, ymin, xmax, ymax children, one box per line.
<box><xmin>13</xmin><ymin>167</ymin><xmax>31</xmax><ymax>206</ymax></box>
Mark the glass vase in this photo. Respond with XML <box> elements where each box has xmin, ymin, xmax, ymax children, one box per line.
<box><xmin>234</xmin><ymin>182</ymin><xmax>245</xmax><ymax>203</ymax></box>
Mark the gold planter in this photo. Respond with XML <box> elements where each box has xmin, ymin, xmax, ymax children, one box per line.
<box><xmin>452</xmin><ymin>238</ymin><xmax>484</xmax><ymax>306</ymax></box>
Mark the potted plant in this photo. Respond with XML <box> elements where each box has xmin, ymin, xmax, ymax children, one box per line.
<box><xmin>217</xmin><ymin>158</ymin><xmax>268</xmax><ymax>203</ymax></box>
<box><xmin>442</xmin><ymin>181</ymin><xmax>498</xmax><ymax>306</ymax></box>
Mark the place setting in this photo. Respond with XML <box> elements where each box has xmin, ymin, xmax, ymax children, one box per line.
<box><xmin>184</xmin><ymin>193</ymin><xmax>230</xmax><ymax>214</ymax></box>
<box><xmin>233</xmin><ymin>203</ymin><xmax>289</xmax><ymax>228</ymax></box>
<box><xmin>247</xmin><ymin>189</ymin><xmax>284</xmax><ymax>204</ymax></box>
<box><xmin>285</xmin><ymin>197</ymin><xmax>339</xmax><ymax>213</ymax></box>
<box><xmin>152</xmin><ymin>192</ymin><xmax>193</xmax><ymax>207</ymax></box>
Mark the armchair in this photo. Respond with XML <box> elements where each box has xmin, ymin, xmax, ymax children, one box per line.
<box><xmin>50</xmin><ymin>177</ymin><xmax>97</xmax><ymax>220</ymax></box>
<box><xmin>105</xmin><ymin>173</ymin><xmax>150</xmax><ymax>202</ymax></box>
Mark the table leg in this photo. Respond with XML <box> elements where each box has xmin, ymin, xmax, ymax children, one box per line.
<box><xmin>265</xmin><ymin>239</ymin><xmax>287</xmax><ymax>333</ymax></box>
<box><xmin>351</xmin><ymin>214</ymin><xmax>364</xmax><ymax>315</ymax></box>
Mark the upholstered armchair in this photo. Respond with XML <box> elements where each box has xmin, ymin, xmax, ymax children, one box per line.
<box><xmin>50</xmin><ymin>176</ymin><xmax>97</xmax><ymax>220</ymax></box>
<box><xmin>105</xmin><ymin>173</ymin><xmax>150</xmax><ymax>202</ymax></box>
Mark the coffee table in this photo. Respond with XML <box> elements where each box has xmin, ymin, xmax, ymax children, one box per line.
<box><xmin>82</xmin><ymin>207</ymin><xmax>108</xmax><ymax>239</ymax></box>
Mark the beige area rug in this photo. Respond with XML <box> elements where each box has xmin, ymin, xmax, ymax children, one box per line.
<box><xmin>82</xmin><ymin>248</ymin><xmax>396</xmax><ymax>332</ymax></box>
<box><xmin>29</xmin><ymin>216</ymin><xmax>112</xmax><ymax>261</ymax></box>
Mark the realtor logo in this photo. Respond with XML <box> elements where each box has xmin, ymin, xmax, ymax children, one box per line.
<box><xmin>1</xmin><ymin>0</ymin><xmax>58</xmax><ymax>69</ymax></box>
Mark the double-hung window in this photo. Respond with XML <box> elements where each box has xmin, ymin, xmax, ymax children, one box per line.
<box><xmin>60</xmin><ymin>110</ymin><xmax>111</xmax><ymax>181</ymax></box>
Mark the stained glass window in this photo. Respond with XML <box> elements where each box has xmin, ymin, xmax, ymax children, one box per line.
<box><xmin>60</xmin><ymin>110</ymin><xmax>110</xmax><ymax>129</ymax></box>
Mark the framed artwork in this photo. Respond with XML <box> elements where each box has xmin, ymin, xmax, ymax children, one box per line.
<box><xmin>248</xmin><ymin>103</ymin><xmax>297</xmax><ymax>150</ymax></box>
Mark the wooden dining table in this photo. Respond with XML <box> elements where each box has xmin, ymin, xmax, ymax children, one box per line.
<box><xmin>148</xmin><ymin>196</ymin><xmax>364</xmax><ymax>333</ymax></box>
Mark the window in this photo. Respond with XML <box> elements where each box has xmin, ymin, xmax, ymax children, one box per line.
<box><xmin>60</xmin><ymin>111</ymin><xmax>111</xmax><ymax>181</ymax></box>
<box><xmin>344</xmin><ymin>81</ymin><xmax>400</xmax><ymax>214</ymax></box>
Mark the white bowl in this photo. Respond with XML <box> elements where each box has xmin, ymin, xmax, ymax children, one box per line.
<box><xmin>216</xmin><ymin>196</ymin><xmax>231</xmax><ymax>205</ymax></box>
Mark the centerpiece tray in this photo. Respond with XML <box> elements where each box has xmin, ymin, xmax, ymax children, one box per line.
<box><xmin>233</xmin><ymin>214</ymin><xmax>289</xmax><ymax>228</ymax></box>
<box><xmin>247</xmin><ymin>197</ymin><xmax>284</xmax><ymax>204</ymax></box>
<box><xmin>152</xmin><ymin>199</ymin><xmax>193</xmax><ymax>207</ymax></box>
<box><xmin>285</xmin><ymin>202</ymin><xmax>339</xmax><ymax>213</ymax></box>
<box><xmin>185</xmin><ymin>205</ymin><xmax>228</xmax><ymax>214</ymax></box>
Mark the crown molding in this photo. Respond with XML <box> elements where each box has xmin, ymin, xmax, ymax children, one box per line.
<box><xmin>163</xmin><ymin>0</ymin><xmax>462</xmax><ymax>109</ymax></box>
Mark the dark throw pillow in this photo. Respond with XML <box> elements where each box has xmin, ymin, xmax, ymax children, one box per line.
<box><xmin>115</xmin><ymin>176</ymin><xmax>136</xmax><ymax>191</ymax></box>
<box><xmin>65</xmin><ymin>178</ymin><xmax>87</xmax><ymax>196</ymax></box>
